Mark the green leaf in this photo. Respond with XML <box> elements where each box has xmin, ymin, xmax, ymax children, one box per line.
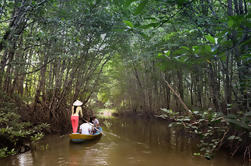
<box><xmin>200</xmin><ymin>147</ymin><xmax>206</xmax><ymax>151</ymax></box>
<box><xmin>155</xmin><ymin>114</ymin><xmax>168</xmax><ymax>119</ymax></box>
<box><xmin>240</xmin><ymin>38</ymin><xmax>251</xmax><ymax>47</ymax></box>
<box><xmin>228</xmin><ymin>135</ymin><xmax>242</xmax><ymax>141</ymax></box>
<box><xmin>134</xmin><ymin>0</ymin><xmax>148</xmax><ymax>15</ymax></box>
<box><xmin>123</xmin><ymin>20</ymin><xmax>134</xmax><ymax>28</ymax></box>
<box><xmin>226</xmin><ymin>118</ymin><xmax>249</xmax><ymax>129</ymax></box>
<box><xmin>138</xmin><ymin>31</ymin><xmax>150</xmax><ymax>40</ymax></box>
<box><xmin>228</xmin><ymin>135</ymin><xmax>236</xmax><ymax>140</ymax></box>
<box><xmin>205</xmin><ymin>45</ymin><xmax>212</xmax><ymax>53</ymax></box>
<box><xmin>161</xmin><ymin>108</ymin><xmax>170</xmax><ymax>113</ymax></box>
<box><xmin>181</xmin><ymin>46</ymin><xmax>190</xmax><ymax>51</ymax></box>
<box><xmin>205</xmin><ymin>35</ymin><xmax>215</xmax><ymax>44</ymax></box>
<box><xmin>124</xmin><ymin>0</ymin><xmax>138</xmax><ymax>8</ymax></box>
<box><xmin>138</xmin><ymin>22</ymin><xmax>159</xmax><ymax>29</ymax></box>
<box><xmin>193</xmin><ymin>152</ymin><xmax>201</xmax><ymax>156</ymax></box>
<box><xmin>177</xmin><ymin>0</ymin><xmax>187</xmax><ymax>6</ymax></box>
<box><xmin>164</xmin><ymin>50</ymin><xmax>170</xmax><ymax>56</ymax></box>
<box><xmin>244</xmin><ymin>111</ymin><xmax>251</xmax><ymax>117</ymax></box>
<box><xmin>157</xmin><ymin>53</ymin><xmax>163</xmax><ymax>57</ymax></box>
<box><xmin>193</xmin><ymin>111</ymin><xmax>199</xmax><ymax>114</ymax></box>
<box><xmin>228</xmin><ymin>19</ymin><xmax>234</xmax><ymax>27</ymax></box>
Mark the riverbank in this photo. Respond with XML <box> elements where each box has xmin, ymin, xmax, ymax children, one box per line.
<box><xmin>109</xmin><ymin>108</ymin><xmax>251</xmax><ymax>162</ymax></box>
<box><xmin>0</xmin><ymin>92</ymin><xmax>50</xmax><ymax>158</ymax></box>
<box><xmin>92</xmin><ymin>107</ymin><xmax>250</xmax><ymax>161</ymax></box>
<box><xmin>0</xmin><ymin>117</ymin><xmax>248</xmax><ymax>166</ymax></box>
<box><xmin>1</xmin><ymin>96</ymin><xmax>249</xmax><ymax>163</ymax></box>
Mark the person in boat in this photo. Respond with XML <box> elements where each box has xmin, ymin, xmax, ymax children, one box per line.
<box><xmin>71</xmin><ymin>100</ymin><xmax>83</xmax><ymax>133</ymax></box>
<box><xmin>92</xmin><ymin>116</ymin><xmax>99</xmax><ymax>127</ymax></box>
<box><xmin>79</xmin><ymin>118</ymin><xmax>94</xmax><ymax>135</ymax></box>
<box><xmin>90</xmin><ymin>116</ymin><xmax>100</xmax><ymax>134</ymax></box>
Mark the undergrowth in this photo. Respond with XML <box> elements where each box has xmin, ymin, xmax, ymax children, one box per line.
<box><xmin>156</xmin><ymin>108</ymin><xmax>251</xmax><ymax>160</ymax></box>
<box><xmin>0</xmin><ymin>92</ymin><xmax>49</xmax><ymax>158</ymax></box>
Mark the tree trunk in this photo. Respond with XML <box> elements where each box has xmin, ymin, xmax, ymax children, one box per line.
<box><xmin>208</xmin><ymin>63</ymin><xmax>220</xmax><ymax>112</ymax></box>
<box><xmin>190</xmin><ymin>73</ymin><xmax>194</xmax><ymax>106</ymax></box>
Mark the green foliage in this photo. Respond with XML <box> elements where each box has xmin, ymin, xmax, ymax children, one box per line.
<box><xmin>160</xmin><ymin>108</ymin><xmax>250</xmax><ymax>159</ymax></box>
<box><xmin>0</xmin><ymin>0</ymin><xmax>250</xmax><ymax>160</ymax></box>
<box><xmin>31</xmin><ymin>133</ymin><xmax>44</xmax><ymax>143</ymax></box>
<box><xmin>134</xmin><ymin>0</ymin><xmax>148</xmax><ymax>15</ymax></box>
<box><xmin>0</xmin><ymin>148</ymin><xmax>16</xmax><ymax>158</ymax></box>
<box><xmin>124</xmin><ymin>0</ymin><xmax>138</xmax><ymax>8</ymax></box>
<box><xmin>205</xmin><ymin>35</ymin><xmax>215</xmax><ymax>44</ymax></box>
<box><xmin>0</xmin><ymin>93</ymin><xmax>49</xmax><ymax>158</ymax></box>
<box><xmin>123</xmin><ymin>20</ymin><xmax>134</xmax><ymax>28</ymax></box>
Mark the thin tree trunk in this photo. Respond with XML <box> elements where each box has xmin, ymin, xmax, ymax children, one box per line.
<box><xmin>190</xmin><ymin>73</ymin><xmax>194</xmax><ymax>106</ymax></box>
<box><xmin>208</xmin><ymin>63</ymin><xmax>220</xmax><ymax>112</ymax></box>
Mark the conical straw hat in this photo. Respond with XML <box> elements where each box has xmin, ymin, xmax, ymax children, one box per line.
<box><xmin>73</xmin><ymin>100</ymin><xmax>83</xmax><ymax>106</ymax></box>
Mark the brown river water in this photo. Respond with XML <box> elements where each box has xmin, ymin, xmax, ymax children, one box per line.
<box><xmin>0</xmin><ymin>117</ymin><xmax>248</xmax><ymax>166</ymax></box>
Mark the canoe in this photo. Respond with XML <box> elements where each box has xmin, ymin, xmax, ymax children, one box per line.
<box><xmin>69</xmin><ymin>127</ymin><xmax>102</xmax><ymax>143</ymax></box>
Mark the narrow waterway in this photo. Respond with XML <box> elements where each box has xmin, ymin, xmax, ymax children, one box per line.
<box><xmin>0</xmin><ymin>117</ymin><xmax>247</xmax><ymax>166</ymax></box>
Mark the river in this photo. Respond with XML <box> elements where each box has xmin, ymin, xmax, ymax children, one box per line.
<box><xmin>0</xmin><ymin>117</ymin><xmax>247</xmax><ymax>166</ymax></box>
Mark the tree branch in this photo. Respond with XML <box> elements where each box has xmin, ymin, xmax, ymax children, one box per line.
<box><xmin>18</xmin><ymin>58</ymin><xmax>56</xmax><ymax>76</ymax></box>
<box><xmin>162</xmin><ymin>74</ymin><xmax>192</xmax><ymax>115</ymax></box>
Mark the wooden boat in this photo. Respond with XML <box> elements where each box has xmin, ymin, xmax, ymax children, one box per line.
<box><xmin>69</xmin><ymin>127</ymin><xmax>102</xmax><ymax>143</ymax></box>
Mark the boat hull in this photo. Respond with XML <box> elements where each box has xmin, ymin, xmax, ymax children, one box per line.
<box><xmin>69</xmin><ymin>127</ymin><xmax>102</xmax><ymax>143</ymax></box>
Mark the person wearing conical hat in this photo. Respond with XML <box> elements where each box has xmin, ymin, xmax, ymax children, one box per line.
<box><xmin>71</xmin><ymin>100</ymin><xmax>83</xmax><ymax>133</ymax></box>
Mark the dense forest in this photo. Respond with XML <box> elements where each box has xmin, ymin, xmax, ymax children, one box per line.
<box><xmin>0</xmin><ymin>0</ymin><xmax>250</xmax><ymax>161</ymax></box>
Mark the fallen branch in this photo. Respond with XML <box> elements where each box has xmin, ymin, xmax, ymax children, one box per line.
<box><xmin>162</xmin><ymin>74</ymin><xmax>192</xmax><ymax>115</ymax></box>
<box><xmin>216</xmin><ymin>128</ymin><xmax>229</xmax><ymax>150</ymax></box>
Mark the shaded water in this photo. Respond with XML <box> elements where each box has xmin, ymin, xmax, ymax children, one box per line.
<box><xmin>0</xmin><ymin>117</ymin><xmax>247</xmax><ymax>166</ymax></box>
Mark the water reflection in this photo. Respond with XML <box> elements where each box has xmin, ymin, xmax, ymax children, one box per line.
<box><xmin>0</xmin><ymin>117</ymin><xmax>248</xmax><ymax>166</ymax></box>
<box><xmin>18</xmin><ymin>153</ymin><xmax>33</xmax><ymax>166</ymax></box>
